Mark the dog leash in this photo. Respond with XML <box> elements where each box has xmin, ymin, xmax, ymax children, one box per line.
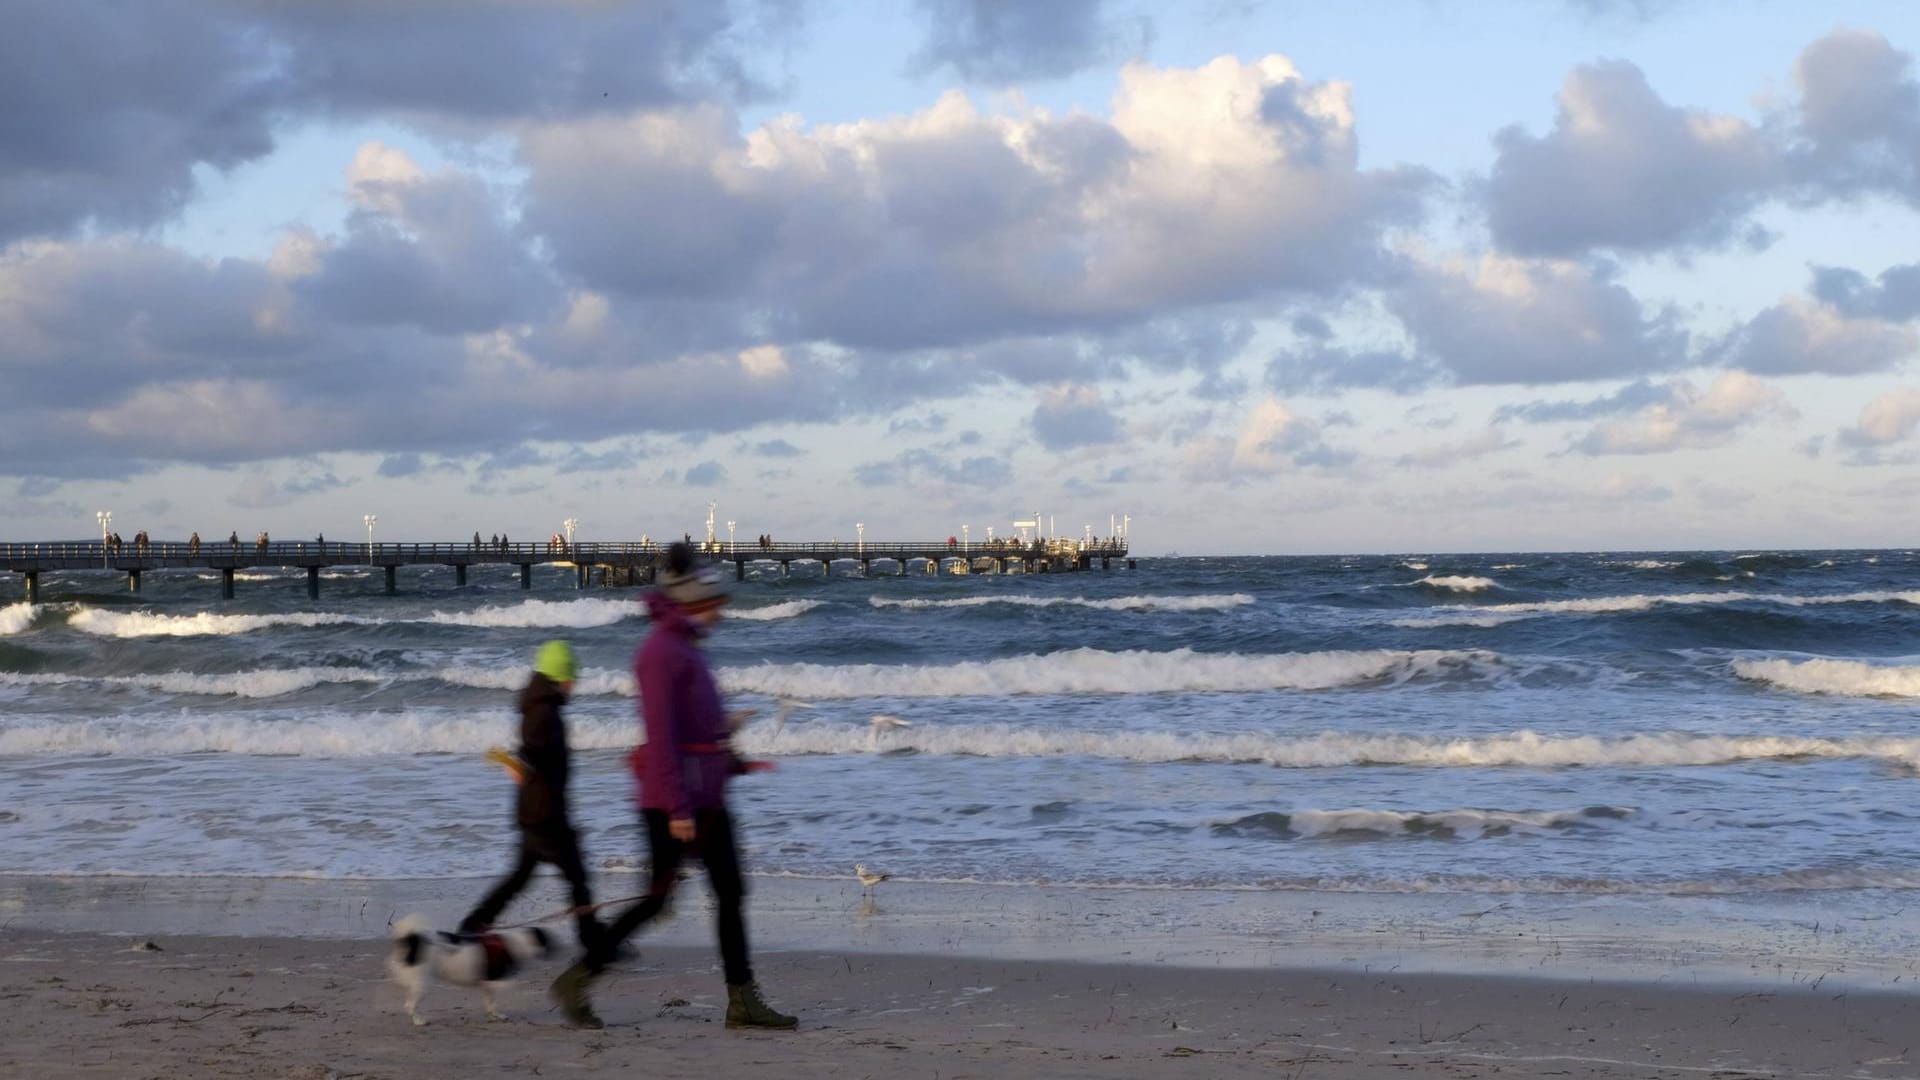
<box><xmin>491</xmin><ymin>893</ymin><xmax>652</xmax><ymax>931</ymax></box>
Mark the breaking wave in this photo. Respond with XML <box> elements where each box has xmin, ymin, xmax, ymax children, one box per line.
<box><xmin>70</xmin><ymin>609</ymin><xmax>377</xmax><ymax>637</ymax></box>
<box><xmin>0</xmin><ymin>603</ymin><xmax>39</xmax><ymax>636</ymax></box>
<box><xmin>1396</xmin><ymin>589</ymin><xmax>1920</xmax><ymax>628</ymax></box>
<box><xmin>868</xmin><ymin>593</ymin><xmax>1254</xmax><ymax>613</ymax></box>
<box><xmin>422</xmin><ymin>598</ymin><xmax>639</xmax><ymax>629</ymax></box>
<box><xmin>13</xmin><ymin>717</ymin><xmax>1920</xmax><ymax>769</ymax></box>
<box><xmin>1406</xmin><ymin>575</ymin><xmax>1497</xmax><ymax>592</ymax></box>
<box><xmin>732</xmin><ymin>599</ymin><xmax>823</xmax><ymax>621</ymax></box>
<box><xmin>1731</xmin><ymin>657</ymin><xmax>1920</xmax><ymax>698</ymax></box>
<box><xmin>719</xmin><ymin>647</ymin><xmax>1498</xmax><ymax>699</ymax></box>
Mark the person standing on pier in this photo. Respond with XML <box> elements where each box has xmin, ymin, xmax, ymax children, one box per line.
<box><xmin>460</xmin><ymin>640</ymin><xmax>606</xmax><ymax>953</ymax></box>
<box><xmin>551</xmin><ymin>542</ymin><xmax>796</xmax><ymax>1032</ymax></box>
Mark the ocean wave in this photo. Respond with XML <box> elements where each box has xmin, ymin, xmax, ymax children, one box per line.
<box><xmin>732</xmin><ymin>599</ymin><xmax>823</xmax><ymax>621</ymax></box>
<box><xmin>69</xmin><ymin>609</ymin><xmax>379</xmax><ymax>637</ymax></box>
<box><xmin>0</xmin><ymin>603</ymin><xmax>39</xmax><ymax>636</ymax></box>
<box><xmin>0</xmin><ymin>667</ymin><xmax>390</xmax><ymax>699</ymax></box>
<box><xmin>719</xmin><ymin>647</ymin><xmax>1495</xmax><ymax>699</ymax></box>
<box><xmin>1396</xmin><ymin>589</ymin><xmax>1920</xmax><ymax>627</ymax></box>
<box><xmin>1211</xmin><ymin>806</ymin><xmax>1632</xmax><ymax>840</ymax></box>
<box><xmin>1731</xmin><ymin>657</ymin><xmax>1920</xmax><ymax>698</ymax></box>
<box><xmin>868</xmin><ymin>593</ymin><xmax>1254</xmax><ymax>613</ymax></box>
<box><xmin>1406</xmin><ymin>575</ymin><xmax>1497</xmax><ymax>592</ymax></box>
<box><xmin>12</xmin><ymin>716</ymin><xmax>1920</xmax><ymax>768</ymax></box>
<box><xmin>737</xmin><ymin>725</ymin><xmax>1920</xmax><ymax>769</ymax></box>
<box><xmin>422</xmin><ymin>598</ymin><xmax>639</xmax><ymax>629</ymax></box>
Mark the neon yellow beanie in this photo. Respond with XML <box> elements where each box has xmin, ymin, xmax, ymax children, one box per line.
<box><xmin>534</xmin><ymin>639</ymin><xmax>576</xmax><ymax>683</ymax></box>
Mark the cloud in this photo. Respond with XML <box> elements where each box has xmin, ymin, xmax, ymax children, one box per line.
<box><xmin>0</xmin><ymin>1</ymin><xmax>798</xmax><ymax>247</ymax></box>
<box><xmin>517</xmin><ymin>55</ymin><xmax>1432</xmax><ymax>351</ymax></box>
<box><xmin>1789</xmin><ymin>29</ymin><xmax>1920</xmax><ymax>198</ymax></box>
<box><xmin>1387</xmin><ymin>254</ymin><xmax>1688</xmax><ymax>385</ymax></box>
<box><xmin>1394</xmin><ymin>427</ymin><xmax>1520</xmax><ymax>469</ymax></box>
<box><xmin>1183</xmin><ymin>398</ymin><xmax>1351</xmax><ymax>480</ymax></box>
<box><xmin>377</xmin><ymin>453</ymin><xmax>426</xmax><ymax>478</ymax></box>
<box><xmin>1492</xmin><ymin>379</ymin><xmax>1678</xmax><ymax>424</ymax></box>
<box><xmin>889</xmin><ymin>413</ymin><xmax>949</xmax><ymax>435</ymax></box>
<box><xmin>1485</xmin><ymin>61</ymin><xmax>1779</xmax><ymax>255</ymax></box>
<box><xmin>749</xmin><ymin>439</ymin><xmax>805</xmax><ymax>458</ymax></box>
<box><xmin>911</xmin><ymin>0</ymin><xmax>1147</xmax><ymax>85</ymax></box>
<box><xmin>1720</xmin><ymin>295</ymin><xmax>1918</xmax><ymax>376</ymax></box>
<box><xmin>1837</xmin><ymin>386</ymin><xmax>1920</xmax><ymax>451</ymax></box>
<box><xmin>683</xmin><ymin>461</ymin><xmax>730</xmax><ymax>486</ymax></box>
<box><xmin>1809</xmin><ymin>261</ymin><xmax>1920</xmax><ymax>321</ymax></box>
<box><xmin>1570</xmin><ymin>371</ymin><xmax>1796</xmax><ymax>454</ymax></box>
<box><xmin>227</xmin><ymin>469</ymin><xmax>347</xmax><ymax>510</ymax></box>
<box><xmin>1031</xmin><ymin>384</ymin><xmax>1124</xmax><ymax>450</ymax></box>
<box><xmin>854</xmin><ymin>448</ymin><xmax>1013</xmax><ymax>488</ymax></box>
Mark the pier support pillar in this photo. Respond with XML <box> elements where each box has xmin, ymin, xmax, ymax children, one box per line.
<box><xmin>128</xmin><ymin>568</ymin><xmax>141</xmax><ymax>593</ymax></box>
<box><xmin>384</xmin><ymin>566</ymin><xmax>397</xmax><ymax>595</ymax></box>
<box><xmin>1102</xmin><ymin>557</ymin><xmax>1111</xmax><ymax>571</ymax></box>
<box><xmin>520</xmin><ymin>564</ymin><xmax>532</xmax><ymax>590</ymax></box>
<box><xmin>577</xmin><ymin>564</ymin><xmax>589</xmax><ymax>590</ymax></box>
<box><xmin>455</xmin><ymin>564</ymin><xmax>468</xmax><ymax>587</ymax></box>
<box><xmin>23</xmin><ymin>570</ymin><xmax>38</xmax><ymax>604</ymax></box>
<box><xmin>221</xmin><ymin>567</ymin><xmax>235</xmax><ymax>600</ymax></box>
<box><xmin>862</xmin><ymin>558</ymin><xmax>871</xmax><ymax>577</ymax></box>
<box><xmin>308</xmin><ymin>566</ymin><xmax>320</xmax><ymax>600</ymax></box>
<box><xmin>822</xmin><ymin>559</ymin><xmax>830</xmax><ymax>580</ymax></box>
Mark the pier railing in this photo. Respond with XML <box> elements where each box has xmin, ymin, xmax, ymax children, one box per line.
<box><xmin>1</xmin><ymin>539</ymin><xmax>1130</xmax><ymax>565</ymax></box>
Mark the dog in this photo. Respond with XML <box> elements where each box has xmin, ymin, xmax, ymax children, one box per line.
<box><xmin>387</xmin><ymin>914</ymin><xmax>555</xmax><ymax>1025</ymax></box>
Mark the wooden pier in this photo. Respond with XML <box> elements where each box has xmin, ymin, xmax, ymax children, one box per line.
<box><xmin>1</xmin><ymin>539</ymin><xmax>1133</xmax><ymax>603</ymax></box>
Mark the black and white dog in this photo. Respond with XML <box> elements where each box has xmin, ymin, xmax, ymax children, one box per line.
<box><xmin>387</xmin><ymin>914</ymin><xmax>555</xmax><ymax>1025</ymax></box>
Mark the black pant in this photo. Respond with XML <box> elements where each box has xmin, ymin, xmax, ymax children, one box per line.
<box><xmin>587</xmin><ymin>807</ymin><xmax>750</xmax><ymax>984</ymax></box>
<box><xmin>463</xmin><ymin>824</ymin><xmax>602</xmax><ymax>949</ymax></box>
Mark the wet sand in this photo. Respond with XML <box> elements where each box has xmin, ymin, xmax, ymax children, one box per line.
<box><xmin>4</xmin><ymin>930</ymin><xmax>1916</xmax><ymax>1079</ymax></box>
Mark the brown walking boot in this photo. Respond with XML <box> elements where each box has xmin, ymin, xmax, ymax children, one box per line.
<box><xmin>725</xmin><ymin>981</ymin><xmax>797</xmax><ymax>1030</ymax></box>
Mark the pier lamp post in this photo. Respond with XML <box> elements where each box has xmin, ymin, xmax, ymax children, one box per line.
<box><xmin>856</xmin><ymin>522</ymin><xmax>864</xmax><ymax>556</ymax></box>
<box><xmin>97</xmin><ymin>510</ymin><xmax>111</xmax><ymax>566</ymax></box>
<box><xmin>706</xmin><ymin>501</ymin><xmax>717</xmax><ymax>553</ymax></box>
<box><xmin>1123</xmin><ymin>514</ymin><xmax>1131</xmax><ymax>543</ymax></box>
<box><xmin>1084</xmin><ymin>524</ymin><xmax>1092</xmax><ymax>548</ymax></box>
<box><xmin>564</xmin><ymin>517</ymin><xmax>578</xmax><ymax>550</ymax></box>
<box><xmin>727</xmin><ymin>520</ymin><xmax>737</xmax><ymax>555</ymax></box>
<box><xmin>962</xmin><ymin>524</ymin><xmax>969</xmax><ymax>553</ymax></box>
<box><xmin>363</xmin><ymin>514</ymin><xmax>377</xmax><ymax>564</ymax></box>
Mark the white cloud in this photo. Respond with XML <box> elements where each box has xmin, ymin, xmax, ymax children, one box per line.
<box><xmin>1723</xmin><ymin>294</ymin><xmax>1919</xmax><ymax>376</ymax></box>
<box><xmin>1183</xmin><ymin>397</ymin><xmax>1349</xmax><ymax>481</ymax></box>
<box><xmin>1838</xmin><ymin>386</ymin><xmax>1920</xmax><ymax>448</ymax></box>
<box><xmin>1572</xmin><ymin>370</ymin><xmax>1796</xmax><ymax>455</ymax></box>
<box><xmin>1395</xmin><ymin>427</ymin><xmax>1520</xmax><ymax>469</ymax></box>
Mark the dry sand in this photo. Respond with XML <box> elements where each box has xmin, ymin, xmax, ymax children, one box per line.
<box><xmin>4</xmin><ymin>930</ymin><xmax>1915</xmax><ymax>1080</ymax></box>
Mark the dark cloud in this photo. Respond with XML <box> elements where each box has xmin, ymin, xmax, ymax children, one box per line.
<box><xmin>1486</xmin><ymin>61</ymin><xmax>1779</xmax><ymax>255</ymax></box>
<box><xmin>1789</xmin><ymin>29</ymin><xmax>1920</xmax><ymax>197</ymax></box>
<box><xmin>855</xmin><ymin>448</ymin><xmax>1013</xmax><ymax>489</ymax></box>
<box><xmin>1031</xmin><ymin>385</ymin><xmax>1124</xmax><ymax>450</ymax></box>
<box><xmin>0</xmin><ymin>1</ymin><xmax>800</xmax><ymax>247</ymax></box>
<box><xmin>377</xmin><ymin>453</ymin><xmax>426</xmax><ymax>478</ymax></box>
<box><xmin>910</xmin><ymin>0</ymin><xmax>1147</xmax><ymax>85</ymax></box>
<box><xmin>1718</xmin><ymin>296</ymin><xmax>1917</xmax><ymax>376</ymax></box>
<box><xmin>1492</xmin><ymin>379</ymin><xmax>1677</xmax><ymax>424</ymax></box>
<box><xmin>888</xmin><ymin>413</ymin><xmax>949</xmax><ymax>435</ymax></box>
<box><xmin>749</xmin><ymin>439</ymin><xmax>804</xmax><ymax>458</ymax></box>
<box><xmin>17</xmin><ymin>478</ymin><xmax>62</xmax><ymax>498</ymax></box>
<box><xmin>1809</xmin><ymin>262</ymin><xmax>1920</xmax><ymax>321</ymax></box>
<box><xmin>683</xmin><ymin>461</ymin><xmax>729</xmax><ymax>486</ymax></box>
<box><xmin>1268</xmin><ymin>345</ymin><xmax>1438</xmax><ymax>395</ymax></box>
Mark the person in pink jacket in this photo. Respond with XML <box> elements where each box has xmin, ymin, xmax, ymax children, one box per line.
<box><xmin>550</xmin><ymin>542</ymin><xmax>796</xmax><ymax>1032</ymax></box>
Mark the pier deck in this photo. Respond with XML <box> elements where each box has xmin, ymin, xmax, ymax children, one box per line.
<box><xmin>1</xmin><ymin>539</ymin><xmax>1132</xmax><ymax>603</ymax></box>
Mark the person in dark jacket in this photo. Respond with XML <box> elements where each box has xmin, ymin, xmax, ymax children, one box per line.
<box><xmin>460</xmin><ymin>640</ymin><xmax>605</xmax><ymax>952</ymax></box>
<box><xmin>551</xmin><ymin>543</ymin><xmax>795</xmax><ymax>1031</ymax></box>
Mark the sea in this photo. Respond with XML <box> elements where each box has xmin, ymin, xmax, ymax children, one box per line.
<box><xmin>3</xmin><ymin>551</ymin><xmax>1919</xmax><ymax>907</ymax></box>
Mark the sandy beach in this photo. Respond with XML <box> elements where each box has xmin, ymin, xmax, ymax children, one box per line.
<box><xmin>5</xmin><ymin>930</ymin><xmax>1915</xmax><ymax>1079</ymax></box>
<box><xmin>4</xmin><ymin>872</ymin><xmax>1919</xmax><ymax>1078</ymax></box>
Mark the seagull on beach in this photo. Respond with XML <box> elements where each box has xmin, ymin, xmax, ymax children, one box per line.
<box><xmin>868</xmin><ymin>713</ymin><xmax>912</xmax><ymax>750</ymax></box>
<box><xmin>854</xmin><ymin>863</ymin><xmax>891</xmax><ymax>894</ymax></box>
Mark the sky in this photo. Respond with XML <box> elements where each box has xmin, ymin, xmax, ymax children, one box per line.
<box><xmin>4</xmin><ymin>0</ymin><xmax>1920</xmax><ymax>555</ymax></box>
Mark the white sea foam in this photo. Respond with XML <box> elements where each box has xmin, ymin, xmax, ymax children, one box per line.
<box><xmin>0</xmin><ymin>603</ymin><xmax>38</xmax><ymax>636</ymax></box>
<box><xmin>719</xmin><ymin>647</ymin><xmax>1491</xmax><ymax>699</ymax></box>
<box><xmin>1611</xmin><ymin>559</ymin><xmax>1679</xmax><ymax>570</ymax></box>
<box><xmin>1399</xmin><ymin>561</ymin><xmax>1428</xmax><ymax>571</ymax></box>
<box><xmin>1407</xmin><ymin>575</ymin><xmax>1497</xmax><ymax>592</ymax></box>
<box><xmin>14</xmin><ymin>716</ymin><xmax>1920</xmax><ymax>768</ymax></box>
<box><xmin>423</xmin><ymin>598</ymin><xmax>640</xmax><ymax>629</ymax></box>
<box><xmin>0</xmin><ymin>667</ymin><xmax>390</xmax><ymax>699</ymax></box>
<box><xmin>869</xmin><ymin>593</ymin><xmax>1254</xmax><ymax>613</ymax></box>
<box><xmin>69</xmin><ymin>609</ymin><xmax>379</xmax><ymax>638</ymax></box>
<box><xmin>732</xmin><ymin>599</ymin><xmax>824</xmax><ymax>621</ymax></box>
<box><xmin>1731</xmin><ymin>657</ymin><xmax>1920</xmax><ymax>698</ymax></box>
<box><xmin>1396</xmin><ymin>589</ymin><xmax>1920</xmax><ymax>627</ymax></box>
